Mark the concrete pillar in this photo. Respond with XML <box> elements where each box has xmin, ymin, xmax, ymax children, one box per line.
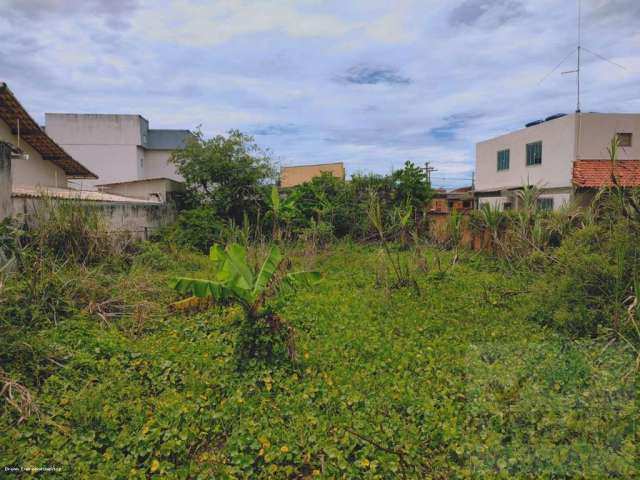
<box><xmin>0</xmin><ymin>142</ymin><xmax>12</xmax><ymax>220</ymax></box>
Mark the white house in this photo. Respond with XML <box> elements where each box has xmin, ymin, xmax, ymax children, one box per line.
<box><xmin>44</xmin><ymin>113</ymin><xmax>192</xmax><ymax>194</ymax></box>
<box><xmin>474</xmin><ymin>112</ymin><xmax>640</xmax><ymax>210</ymax></box>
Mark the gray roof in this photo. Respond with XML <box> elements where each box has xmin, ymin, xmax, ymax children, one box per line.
<box><xmin>147</xmin><ymin>129</ymin><xmax>192</xmax><ymax>150</ymax></box>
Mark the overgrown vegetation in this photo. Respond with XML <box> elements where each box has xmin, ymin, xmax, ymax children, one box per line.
<box><xmin>1</xmin><ymin>133</ymin><xmax>639</xmax><ymax>478</ymax></box>
<box><xmin>172</xmin><ymin>243</ymin><xmax>320</xmax><ymax>363</ymax></box>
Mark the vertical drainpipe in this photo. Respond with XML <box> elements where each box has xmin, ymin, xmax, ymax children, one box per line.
<box><xmin>0</xmin><ymin>142</ymin><xmax>13</xmax><ymax>220</ymax></box>
<box><xmin>573</xmin><ymin>111</ymin><xmax>581</xmax><ymax>201</ymax></box>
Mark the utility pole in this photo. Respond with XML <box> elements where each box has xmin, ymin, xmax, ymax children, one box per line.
<box><xmin>424</xmin><ymin>161</ymin><xmax>436</xmax><ymax>185</ymax></box>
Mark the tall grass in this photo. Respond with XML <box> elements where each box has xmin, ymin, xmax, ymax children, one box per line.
<box><xmin>26</xmin><ymin>196</ymin><xmax>120</xmax><ymax>265</ymax></box>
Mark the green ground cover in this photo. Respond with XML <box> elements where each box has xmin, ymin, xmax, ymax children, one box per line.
<box><xmin>1</xmin><ymin>244</ymin><xmax>637</xmax><ymax>479</ymax></box>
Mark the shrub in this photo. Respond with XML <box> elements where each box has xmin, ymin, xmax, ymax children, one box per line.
<box><xmin>162</xmin><ymin>208</ymin><xmax>225</xmax><ymax>253</ymax></box>
<box><xmin>26</xmin><ymin>198</ymin><xmax>118</xmax><ymax>265</ymax></box>
<box><xmin>529</xmin><ymin>222</ymin><xmax>640</xmax><ymax>337</ymax></box>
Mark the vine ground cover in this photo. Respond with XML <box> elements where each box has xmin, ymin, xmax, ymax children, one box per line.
<box><xmin>1</xmin><ymin>244</ymin><xmax>637</xmax><ymax>478</ymax></box>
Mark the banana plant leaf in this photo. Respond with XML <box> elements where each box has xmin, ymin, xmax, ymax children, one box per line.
<box><xmin>283</xmin><ymin>271</ymin><xmax>322</xmax><ymax>289</ymax></box>
<box><xmin>222</xmin><ymin>244</ymin><xmax>254</xmax><ymax>290</ymax></box>
<box><xmin>253</xmin><ymin>245</ymin><xmax>284</xmax><ymax>297</ymax></box>
<box><xmin>270</xmin><ymin>185</ymin><xmax>281</xmax><ymax>212</ymax></box>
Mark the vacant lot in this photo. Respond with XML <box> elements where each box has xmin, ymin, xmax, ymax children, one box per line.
<box><xmin>1</xmin><ymin>244</ymin><xmax>637</xmax><ymax>479</ymax></box>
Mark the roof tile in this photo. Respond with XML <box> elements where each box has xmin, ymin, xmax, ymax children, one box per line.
<box><xmin>572</xmin><ymin>160</ymin><xmax>640</xmax><ymax>188</ymax></box>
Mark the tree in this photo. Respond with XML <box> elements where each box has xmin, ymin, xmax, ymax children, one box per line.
<box><xmin>391</xmin><ymin>161</ymin><xmax>432</xmax><ymax>209</ymax></box>
<box><xmin>171</xmin><ymin>130</ymin><xmax>276</xmax><ymax>222</ymax></box>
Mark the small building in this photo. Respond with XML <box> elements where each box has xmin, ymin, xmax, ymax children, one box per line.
<box><xmin>429</xmin><ymin>186</ymin><xmax>474</xmax><ymax>213</ymax></box>
<box><xmin>45</xmin><ymin>113</ymin><xmax>192</xmax><ymax>189</ymax></box>
<box><xmin>474</xmin><ymin>112</ymin><xmax>640</xmax><ymax>210</ymax></box>
<box><xmin>280</xmin><ymin>162</ymin><xmax>345</xmax><ymax>188</ymax></box>
<box><xmin>96</xmin><ymin>177</ymin><xmax>185</xmax><ymax>204</ymax></box>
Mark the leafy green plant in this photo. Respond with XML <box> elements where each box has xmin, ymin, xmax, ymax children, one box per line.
<box><xmin>392</xmin><ymin>200</ymin><xmax>413</xmax><ymax>249</ymax></box>
<box><xmin>367</xmin><ymin>191</ymin><xmax>418</xmax><ymax>291</ymax></box>
<box><xmin>475</xmin><ymin>203</ymin><xmax>506</xmax><ymax>253</ymax></box>
<box><xmin>171</xmin><ymin>243</ymin><xmax>320</xmax><ymax>361</ymax></box>
<box><xmin>265</xmin><ymin>186</ymin><xmax>298</xmax><ymax>242</ymax></box>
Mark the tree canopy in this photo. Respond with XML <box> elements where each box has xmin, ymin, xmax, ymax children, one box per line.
<box><xmin>171</xmin><ymin>130</ymin><xmax>276</xmax><ymax>222</ymax></box>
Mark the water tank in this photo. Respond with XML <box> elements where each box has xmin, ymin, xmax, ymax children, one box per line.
<box><xmin>545</xmin><ymin>113</ymin><xmax>566</xmax><ymax>122</ymax></box>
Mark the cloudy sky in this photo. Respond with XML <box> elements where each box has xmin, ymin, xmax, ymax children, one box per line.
<box><xmin>1</xmin><ymin>0</ymin><xmax>639</xmax><ymax>188</ymax></box>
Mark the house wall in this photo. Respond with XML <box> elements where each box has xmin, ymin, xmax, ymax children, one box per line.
<box><xmin>0</xmin><ymin>118</ymin><xmax>67</xmax><ymax>188</ymax></box>
<box><xmin>45</xmin><ymin>113</ymin><xmax>145</xmax><ymax>187</ymax></box>
<box><xmin>577</xmin><ymin>113</ymin><xmax>640</xmax><ymax>160</ymax></box>
<box><xmin>478</xmin><ymin>192</ymin><xmax>570</xmax><ymax>210</ymax></box>
<box><xmin>476</xmin><ymin>114</ymin><xmax>576</xmax><ymax>193</ymax></box>
<box><xmin>143</xmin><ymin>149</ymin><xmax>182</xmax><ymax>181</ymax></box>
<box><xmin>281</xmin><ymin>163</ymin><xmax>345</xmax><ymax>188</ymax></box>
<box><xmin>0</xmin><ymin>143</ymin><xmax>11</xmax><ymax>219</ymax></box>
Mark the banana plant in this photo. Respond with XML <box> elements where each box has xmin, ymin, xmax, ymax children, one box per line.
<box><xmin>266</xmin><ymin>186</ymin><xmax>299</xmax><ymax>241</ymax></box>
<box><xmin>171</xmin><ymin>243</ymin><xmax>320</xmax><ymax>320</ymax></box>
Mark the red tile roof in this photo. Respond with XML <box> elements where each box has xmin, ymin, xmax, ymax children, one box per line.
<box><xmin>572</xmin><ymin>159</ymin><xmax>640</xmax><ymax>188</ymax></box>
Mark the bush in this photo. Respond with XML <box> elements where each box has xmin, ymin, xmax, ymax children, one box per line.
<box><xmin>161</xmin><ymin>208</ymin><xmax>225</xmax><ymax>253</ymax></box>
<box><xmin>529</xmin><ymin>222</ymin><xmax>640</xmax><ymax>337</ymax></box>
<box><xmin>26</xmin><ymin>198</ymin><xmax>119</xmax><ymax>265</ymax></box>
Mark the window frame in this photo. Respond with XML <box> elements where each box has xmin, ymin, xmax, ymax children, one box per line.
<box><xmin>617</xmin><ymin>132</ymin><xmax>632</xmax><ymax>147</ymax></box>
<box><xmin>526</xmin><ymin>141</ymin><xmax>542</xmax><ymax>166</ymax></box>
<box><xmin>537</xmin><ymin>197</ymin><xmax>554</xmax><ymax>211</ymax></box>
<box><xmin>497</xmin><ymin>149</ymin><xmax>510</xmax><ymax>171</ymax></box>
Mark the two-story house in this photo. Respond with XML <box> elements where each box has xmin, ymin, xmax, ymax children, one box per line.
<box><xmin>44</xmin><ymin>113</ymin><xmax>192</xmax><ymax>200</ymax></box>
<box><xmin>474</xmin><ymin>112</ymin><xmax>640</xmax><ymax>210</ymax></box>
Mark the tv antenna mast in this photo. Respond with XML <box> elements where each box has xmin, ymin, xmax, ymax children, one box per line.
<box><xmin>538</xmin><ymin>0</ymin><xmax>628</xmax><ymax>113</ymax></box>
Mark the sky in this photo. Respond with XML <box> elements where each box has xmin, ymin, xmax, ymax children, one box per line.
<box><xmin>1</xmin><ymin>0</ymin><xmax>639</xmax><ymax>189</ymax></box>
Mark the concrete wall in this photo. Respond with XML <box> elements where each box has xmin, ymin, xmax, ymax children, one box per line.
<box><xmin>45</xmin><ymin>113</ymin><xmax>145</xmax><ymax>187</ymax></box>
<box><xmin>577</xmin><ymin>113</ymin><xmax>640</xmax><ymax>160</ymax></box>
<box><xmin>0</xmin><ymin>143</ymin><xmax>12</xmax><ymax>220</ymax></box>
<box><xmin>12</xmin><ymin>196</ymin><xmax>176</xmax><ymax>240</ymax></box>
<box><xmin>0</xmin><ymin>118</ymin><xmax>68</xmax><ymax>188</ymax></box>
<box><xmin>476</xmin><ymin>114</ymin><xmax>576</xmax><ymax>192</ymax></box>
<box><xmin>142</xmin><ymin>149</ymin><xmax>182</xmax><ymax>181</ymax></box>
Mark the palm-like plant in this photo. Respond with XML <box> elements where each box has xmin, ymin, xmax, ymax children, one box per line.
<box><xmin>172</xmin><ymin>243</ymin><xmax>319</xmax><ymax>319</ymax></box>
<box><xmin>265</xmin><ymin>186</ymin><xmax>299</xmax><ymax>241</ymax></box>
<box><xmin>393</xmin><ymin>200</ymin><xmax>413</xmax><ymax>249</ymax></box>
<box><xmin>477</xmin><ymin>203</ymin><xmax>505</xmax><ymax>252</ymax></box>
<box><xmin>171</xmin><ymin>243</ymin><xmax>320</xmax><ymax>360</ymax></box>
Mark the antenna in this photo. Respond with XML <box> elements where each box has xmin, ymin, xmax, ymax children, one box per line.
<box><xmin>541</xmin><ymin>0</ymin><xmax>628</xmax><ymax>112</ymax></box>
<box><xmin>560</xmin><ymin>0</ymin><xmax>582</xmax><ymax>112</ymax></box>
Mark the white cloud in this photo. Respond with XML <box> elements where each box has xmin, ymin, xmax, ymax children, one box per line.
<box><xmin>135</xmin><ymin>0</ymin><xmax>356</xmax><ymax>47</ymax></box>
<box><xmin>1</xmin><ymin>0</ymin><xmax>639</xmax><ymax>188</ymax></box>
